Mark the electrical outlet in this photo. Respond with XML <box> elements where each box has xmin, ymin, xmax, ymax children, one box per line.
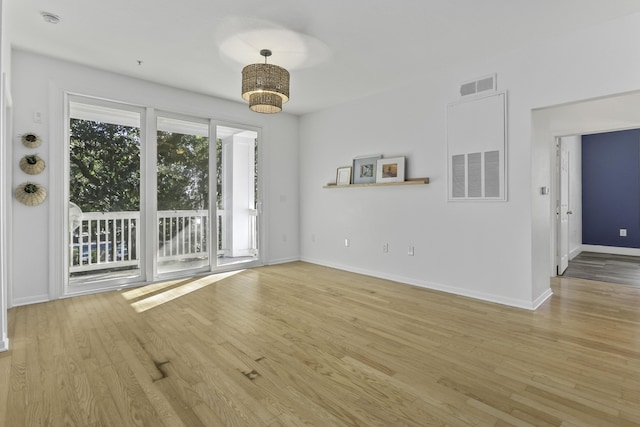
<box><xmin>383</xmin><ymin>243</ymin><xmax>389</xmax><ymax>253</ymax></box>
<box><xmin>408</xmin><ymin>245</ymin><xmax>415</xmax><ymax>256</ymax></box>
<box><xmin>344</xmin><ymin>238</ymin><xmax>350</xmax><ymax>247</ymax></box>
<box><xmin>620</xmin><ymin>229</ymin><xmax>627</xmax><ymax>237</ymax></box>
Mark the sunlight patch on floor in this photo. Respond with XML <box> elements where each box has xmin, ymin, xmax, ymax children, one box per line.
<box><xmin>127</xmin><ymin>270</ymin><xmax>244</xmax><ymax>313</ymax></box>
<box><xmin>121</xmin><ymin>278</ymin><xmax>186</xmax><ymax>300</ymax></box>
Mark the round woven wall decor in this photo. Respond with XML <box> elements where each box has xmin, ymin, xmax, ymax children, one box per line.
<box><xmin>15</xmin><ymin>182</ymin><xmax>47</xmax><ymax>206</ymax></box>
<box><xmin>19</xmin><ymin>154</ymin><xmax>46</xmax><ymax>175</ymax></box>
<box><xmin>21</xmin><ymin>132</ymin><xmax>42</xmax><ymax>148</ymax></box>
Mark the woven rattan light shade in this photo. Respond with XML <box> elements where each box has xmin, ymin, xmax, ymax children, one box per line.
<box><xmin>241</xmin><ymin>50</ymin><xmax>290</xmax><ymax>114</ymax></box>
<box><xmin>248</xmin><ymin>92</ymin><xmax>283</xmax><ymax>113</ymax></box>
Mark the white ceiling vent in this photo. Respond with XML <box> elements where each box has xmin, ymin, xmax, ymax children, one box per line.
<box><xmin>460</xmin><ymin>74</ymin><xmax>497</xmax><ymax>97</ymax></box>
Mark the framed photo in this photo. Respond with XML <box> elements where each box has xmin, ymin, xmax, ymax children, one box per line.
<box><xmin>352</xmin><ymin>154</ymin><xmax>382</xmax><ymax>184</ymax></box>
<box><xmin>376</xmin><ymin>156</ymin><xmax>405</xmax><ymax>183</ymax></box>
<box><xmin>336</xmin><ymin>166</ymin><xmax>352</xmax><ymax>185</ymax></box>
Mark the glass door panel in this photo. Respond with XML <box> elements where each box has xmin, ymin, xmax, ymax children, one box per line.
<box><xmin>216</xmin><ymin>125</ymin><xmax>259</xmax><ymax>267</ymax></box>
<box><xmin>156</xmin><ymin>116</ymin><xmax>210</xmax><ymax>275</ymax></box>
<box><xmin>68</xmin><ymin>100</ymin><xmax>142</xmax><ymax>287</ymax></box>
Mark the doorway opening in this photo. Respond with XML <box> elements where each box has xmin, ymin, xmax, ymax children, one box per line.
<box><xmin>556</xmin><ymin>129</ymin><xmax>640</xmax><ymax>285</ymax></box>
<box><xmin>545</xmin><ymin>91</ymin><xmax>640</xmax><ymax>284</ymax></box>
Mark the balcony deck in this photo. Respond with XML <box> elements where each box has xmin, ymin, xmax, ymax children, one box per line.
<box><xmin>69</xmin><ymin>209</ymin><xmax>257</xmax><ymax>285</ymax></box>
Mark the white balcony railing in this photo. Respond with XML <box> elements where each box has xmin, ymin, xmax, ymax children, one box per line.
<box><xmin>157</xmin><ymin>210</ymin><xmax>209</xmax><ymax>262</ymax></box>
<box><xmin>70</xmin><ymin>209</ymin><xmax>239</xmax><ymax>274</ymax></box>
<box><xmin>70</xmin><ymin>211</ymin><xmax>140</xmax><ymax>273</ymax></box>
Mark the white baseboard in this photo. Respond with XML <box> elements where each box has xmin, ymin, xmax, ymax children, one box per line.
<box><xmin>300</xmin><ymin>257</ymin><xmax>546</xmax><ymax>311</ymax></box>
<box><xmin>581</xmin><ymin>244</ymin><xmax>640</xmax><ymax>257</ymax></box>
<box><xmin>267</xmin><ymin>256</ymin><xmax>300</xmax><ymax>266</ymax></box>
<box><xmin>532</xmin><ymin>288</ymin><xmax>553</xmax><ymax>310</ymax></box>
<box><xmin>569</xmin><ymin>246</ymin><xmax>582</xmax><ymax>260</ymax></box>
<box><xmin>10</xmin><ymin>294</ymin><xmax>50</xmax><ymax>308</ymax></box>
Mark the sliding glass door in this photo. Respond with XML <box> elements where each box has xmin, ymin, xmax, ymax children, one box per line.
<box><xmin>67</xmin><ymin>99</ymin><xmax>144</xmax><ymax>289</ymax></box>
<box><xmin>156</xmin><ymin>115</ymin><xmax>210</xmax><ymax>275</ymax></box>
<box><xmin>65</xmin><ymin>98</ymin><xmax>263</xmax><ymax>293</ymax></box>
<box><xmin>155</xmin><ymin>121</ymin><xmax>261</xmax><ymax>274</ymax></box>
<box><xmin>215</xmin><ymin>125</ymin><xmax>260</xmax><ymax>267</ymax></box>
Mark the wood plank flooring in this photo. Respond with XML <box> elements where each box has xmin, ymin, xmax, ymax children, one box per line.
<box><xmin>563</xmin><ymin>251</ymin><xmax>640</xmax><ymax>286</ymax></box>
<box><xmin>1</xmin><ymin>261</ymin><xmax>639</xmax><ymax>426</ymax></box>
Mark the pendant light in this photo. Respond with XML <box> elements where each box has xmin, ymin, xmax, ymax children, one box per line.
<box><xmin>241</xmin><ymin>49</ymin><xmax>290</xmax><ymax>114</ymax></box>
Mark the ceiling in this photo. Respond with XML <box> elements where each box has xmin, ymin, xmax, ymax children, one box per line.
<box><xmin>6</xmin><ymin>1</ymin><xmax>640</xmax><ymax>115</ymax></box>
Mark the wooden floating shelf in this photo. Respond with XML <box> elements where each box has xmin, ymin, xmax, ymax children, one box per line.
<box><xmin>324</xmin><ymin>177</ymin><xmax>429</xmax><ymax>189</ymax></box>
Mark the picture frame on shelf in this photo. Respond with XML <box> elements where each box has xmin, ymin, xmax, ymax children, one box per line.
<box><xmin>352</xmin><ymin>154</ymin><xmax>382</xmax><ymax>184</ymax></box>
<box><xmin>336</xmin><ymin>166</ymin><xmax>352</xmax><ymax>185</ymax></box>
<box><xmin>376</xmin><ymin>156</ymin><xmax>405</xmax><ymax>183</ymax></box>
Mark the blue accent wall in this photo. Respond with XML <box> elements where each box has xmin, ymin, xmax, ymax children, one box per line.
<box><xmin>582</xmin><ymin>129</ymin><xmax>640</xmax><ymax>248</ymax></box>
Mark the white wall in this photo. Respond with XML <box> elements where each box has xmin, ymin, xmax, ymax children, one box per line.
<box><xmin>10</xmin><ymin>49</ymin><xmax>299</xmax><ymax>307</ymax></box>
<box><xmin>300</xmin><ymin>75</ymin><xmax>533</xmax><ymax>308</ymax></box>
<box><xmin>301</xmin><ymin>12</ymin><xmax>640</xmax><ymax>309</ymax></box>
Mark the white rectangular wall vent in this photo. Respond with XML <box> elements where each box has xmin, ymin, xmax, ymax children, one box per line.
<box><xmin>459</xmin><ymin>74</ymin><xmax>497</xmax><ymax>97</ymax></box>
<box><xmin>447</xmin><ymin>91</ymin><xmax>507</xmax><ymax>201</ymax></box>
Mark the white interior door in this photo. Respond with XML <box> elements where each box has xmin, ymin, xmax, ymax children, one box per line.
<box><xmin>557</xmin><ymin>143</ymin><xmax>571</xmax><ymax>275</ymax></box>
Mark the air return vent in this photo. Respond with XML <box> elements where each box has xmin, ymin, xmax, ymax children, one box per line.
<box><xmin>459</xmin><ymin>74</ymin><xmax>497</xmax><ymax>97</ymax></box>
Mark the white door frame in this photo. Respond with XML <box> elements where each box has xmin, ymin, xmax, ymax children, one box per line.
<box><xmin>556</xmin><ymin>138</ymin><xmax>571</xmax><ymax>275</ymax></box>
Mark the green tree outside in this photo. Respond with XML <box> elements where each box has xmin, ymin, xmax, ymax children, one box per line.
<box><xmin>69</xmin><ymin>119</ymin><xmax>141</xmax><ymax>212</ymax></box>
<box><xmin>69</xmin><ymin>119</ymin><xmax>220</xmax><ymax>212</ymax></box>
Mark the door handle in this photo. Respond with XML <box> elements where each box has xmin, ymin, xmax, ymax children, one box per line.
<box><xmin>567</xmin><ymin>211</ymin><xmax>573</xmax><ymax>215</ymax></box>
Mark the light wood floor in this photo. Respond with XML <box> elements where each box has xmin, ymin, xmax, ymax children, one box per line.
<box><xmin>1</xmin><ymin>262</ymin><xmax>639</xmax><ymax>426</ymax></box>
